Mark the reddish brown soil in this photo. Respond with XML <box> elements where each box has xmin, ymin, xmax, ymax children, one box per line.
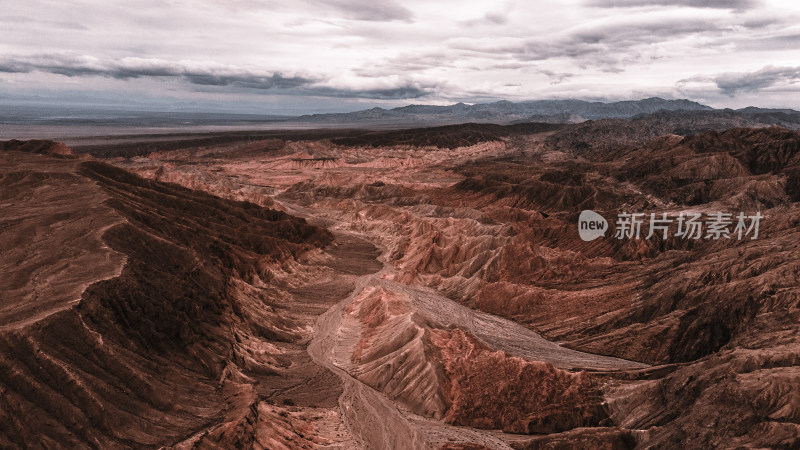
<box><xmin>3</xmin><ymin>121</ymin><xmax>800</xmax><ymax>448</ymax></box>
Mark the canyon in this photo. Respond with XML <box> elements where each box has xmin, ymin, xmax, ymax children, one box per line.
<box><xmin>1</xmin><ymin>118</ymin><xmax>799</xmax><ymax>448</ymax></box>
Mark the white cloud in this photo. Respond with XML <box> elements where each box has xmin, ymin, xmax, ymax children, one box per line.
<box><xmin>1</xmin><ymin>0</ymin><xmax>799</xmax><ymax>111</ymax></box>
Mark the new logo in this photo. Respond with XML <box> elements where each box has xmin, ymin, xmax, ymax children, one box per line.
<box><xmin>578</xmin><ymin>210</ymin><xmax>608</xmax><ymax>241</ymax></box>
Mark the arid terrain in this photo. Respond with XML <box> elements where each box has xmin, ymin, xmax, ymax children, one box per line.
<box><xmin>1</xmin><ymin>115</ymin><xmax>799</xmax><ymax>449</ymax></box>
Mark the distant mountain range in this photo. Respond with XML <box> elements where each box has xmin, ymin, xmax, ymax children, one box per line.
<box><xmin>3</xmin><ymin>98</ymin><xmax>799</xmax><ymax>133</ymax></box>
<box><xmin>296</xmin><ymin>97</ymin><xmax>799</xmax><ymax>126</ymax></box>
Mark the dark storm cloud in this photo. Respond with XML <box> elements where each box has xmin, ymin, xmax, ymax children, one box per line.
<box><xmin>0</xmin><ymin>54</ymin><xmax>181</xmax><ymax>79</ymax></box>
<box><xmin>740</xmin><ymin>16</ymin><xmax>786</xmax><ymax>29</ymax></box>
<box><xmin>313</xmin><ymin>0</ymin><xmax>414</xmax><ymax>22</ymax></box>
<box><xmin>539</xmin><ymin>69</ymin><xmax>574</xmax><ymax>84</ymax></box>
<box><xmin>0</xmin><ymin>54</ymin><xmax>436</xmax><ymax>99</ymax></box>
<box><xmin>735</xmin><ymin>33</ymin><xmax>800</xmax><ymax>50</ymax></box>
<box><xmin>183</xmin><ymin>73</ymin><xmax>312</xmax><ymax>90</ymax></box>
<box><xmin>0</xmin><ymin>55</ymin><xmax>311</xmax><ymax>88</ymax></box>
<box><xmin>312</xmin><ymin>85</ymin><xmax>432</xmax><ymax>99</ymax></box>
<box><xmin>462</xmin><ymin>11</ymin><xmax>510</xmax><ymax>27</ymax></box>
<box><xmin>0</xmin><ymin>15</ymin><xmax>90</xmax><ymax>31</ymax></box>
<box><xmin>453</xmin><ymin>18</ymin><xmax>713</xmax><ymax>71</ymax></box>
<box><xmin>483</xmin><ymin>12</ymin><xmax>509</xmax><ymax>25</ymax></box>
<box><xmin>584</xmin><ymin>0</ymin><xmax>760</xmax><ymax>10</ymax></box>
<box><xmin>367</xmin><ymin>52</ymin><xmax>459</xmax><ymax>76</ymax></box>
<box><xmin>713</xmin><ymin>66</ymin><xmax>800</xmax><ymax>95</ymax></box>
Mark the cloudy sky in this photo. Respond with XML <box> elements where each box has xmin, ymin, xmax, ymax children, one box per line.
<box><xmin>2</xmin><ymin>0</ymin><xmax>800</xmax><ymax>114</ymax></box>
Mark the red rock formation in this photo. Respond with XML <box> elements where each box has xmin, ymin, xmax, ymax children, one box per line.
<box><xmin>430</xmin><ymin>328</ymin><xmax>607</xmax><ymax>434</ymax></box>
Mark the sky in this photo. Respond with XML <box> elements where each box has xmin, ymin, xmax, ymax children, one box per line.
<box><xmin>2</xmin><ymin>0</ymin><xmax>800</xmax><ymax>114</ymax></box>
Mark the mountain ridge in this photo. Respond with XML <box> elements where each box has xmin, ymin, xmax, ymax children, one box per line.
<box><xmin>296</xmin><ymin>97</ymin><xmax>730</xmax><ymax>124</ymax></box>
